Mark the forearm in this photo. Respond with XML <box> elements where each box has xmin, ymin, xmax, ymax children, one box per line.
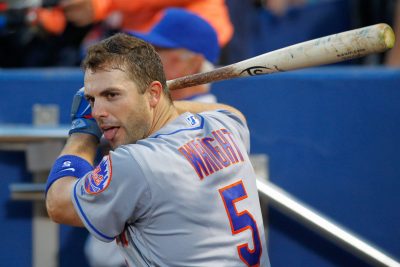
<box><xmin>46</xmin><ymin>133</ymin><xmax>98</xmax><ymax>226</ymax></box>
<box><xmin>173</xmin><ymin>100</ymin><xmax>246</xmax><ymax>123</ymax></box>
<box><xmin>60</xmin><ymin>133</ymin><xmax>98</xmax><ymax>162</ymax></box>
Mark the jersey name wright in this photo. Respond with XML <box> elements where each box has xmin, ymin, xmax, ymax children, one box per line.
<box><xmin>178</xmin><ymin>128</ymin><xmax>244</xmax><ymax>179</ymax></box>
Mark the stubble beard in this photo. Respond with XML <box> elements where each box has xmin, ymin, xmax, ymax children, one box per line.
<box><xmin>113</xmin><ymin>105</ymin><xmax>151</xmax><ymax>149</ymax></box>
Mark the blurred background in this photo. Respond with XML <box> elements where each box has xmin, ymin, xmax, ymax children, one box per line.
<box><xmin>0</xmin><ymin>0</ymin><xmax>399</xmax><ymax>266</ymax></box>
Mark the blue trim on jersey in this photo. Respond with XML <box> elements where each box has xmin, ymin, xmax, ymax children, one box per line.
<box><xmin>73</xmin><ymin>181</ymin><xmax>114</xmax><ymax>241</ymax></box>
<box><xmin>153</xmin><ymin>114</ymin><xmax>205</xmax><ymax>138</ymax></box>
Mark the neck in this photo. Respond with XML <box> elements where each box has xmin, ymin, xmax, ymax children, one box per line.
<box><xmin>170</xmin><ymin>85</ymin><xmax>209</xmax><ymax>100</ymax></box>
<box><xmin>148</xmin><ymin>97</ymin><xmax>179</xmax><ymax>136</ymax></box>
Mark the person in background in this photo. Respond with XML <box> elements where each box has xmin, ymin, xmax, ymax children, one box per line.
<box><xmin>60</xmin><ymin>0</ymin><xmax>233</xmax><ymax>56</ymax></box>
<box><xmin>0</xmin><ymin>1</ymin><xmax>89</xmax><ymax>67</ymax></box>
<box><xmin>0</xmin><ymin>0</ymin><xmax>233</xmax><ymax>67</ymax></box>
<box><xmin>127</xmin><ymin>8</ymin><xmax>221</xmax><ymax>102</ymax></box>
<box><xmin>84</xmin><ymin>8</ymin><xmax>224</xmax><ymax>267</ymax></box>
<box><xmin>261</xmin><ymin>0</ymin><xmax>307</xmax><ymax>16</ymax></box>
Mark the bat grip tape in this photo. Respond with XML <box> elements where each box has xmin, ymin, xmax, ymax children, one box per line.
<box><xmin>46</xmin><ymin>155</ymin><xmax>93</xmax><ymax>195</ymax></box>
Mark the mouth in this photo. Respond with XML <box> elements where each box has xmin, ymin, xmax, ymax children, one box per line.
<box><xmin>102</xmin><ymin>126</ymin><xmax>120</xmax><ymax>142</ymax></box>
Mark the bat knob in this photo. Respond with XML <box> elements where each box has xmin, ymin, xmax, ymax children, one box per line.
<box><xmin>381</xmin><ymin>23</ymin><xmax>396</xmax><ymax>49</ymax></box>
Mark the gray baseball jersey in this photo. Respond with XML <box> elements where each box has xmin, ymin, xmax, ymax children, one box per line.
<box><xmin>72</xmin><ymin>109</ymin><xmax>270</xmax><ymax>267</ymax></box>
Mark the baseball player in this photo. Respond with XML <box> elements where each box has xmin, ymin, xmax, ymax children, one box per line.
<box><xmin>46</xmin><ymin>33</ymin><xmax>270</xmax><ymax>266</ymax></box>
<box><xmin>84</xmin><ymin>8</ymin><xmax>223</xmax><ymax>267</ymax></box>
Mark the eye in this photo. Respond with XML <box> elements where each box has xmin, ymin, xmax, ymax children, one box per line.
<box><xmin>85</xmin><ymin>96</ymin><xmax>94</xmax><ymax>106</ymax></box>
<box><xmin>106</xmin><ymin>92</ymin><xmax>118</xmax><ymax>100</ymax></box>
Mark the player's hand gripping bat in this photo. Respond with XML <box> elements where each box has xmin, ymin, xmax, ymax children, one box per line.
<box><xmin>167</xmin><ymin>23</ymin><xmax>395</xmax><ymax>90</ymax></box>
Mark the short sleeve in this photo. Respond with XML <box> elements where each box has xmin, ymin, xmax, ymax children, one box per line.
<box><xmin>71</xmin><ymin>146</ymin><xmax>151</xmax><ymax>242</ymax></box>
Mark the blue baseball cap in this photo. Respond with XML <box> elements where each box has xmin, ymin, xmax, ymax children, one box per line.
<box><xmin>126</xmin><ymin>8</ymin><xmax>220</xmax><ymax>63</ymax></box>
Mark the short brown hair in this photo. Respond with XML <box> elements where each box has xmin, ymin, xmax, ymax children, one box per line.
<box><xmin>82</xmin><ymin>33</ymin><xmax>168</xmax><ymax>96</ymax></box>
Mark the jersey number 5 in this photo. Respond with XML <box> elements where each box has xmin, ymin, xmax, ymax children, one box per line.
<box><xmin>219</xmin><ymin>180</ymin><xmax>262</xmax><ymax>267</ymax></box>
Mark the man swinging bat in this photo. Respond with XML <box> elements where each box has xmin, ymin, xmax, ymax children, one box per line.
<box><xmin>45</xmin><ymin>33</ymin><xmax>271</xmax><ymax>266</ymax></box>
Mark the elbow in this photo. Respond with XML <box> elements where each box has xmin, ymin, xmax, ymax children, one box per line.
<box><xmin>45</xmin><ymin>178</ymin><xmax>83</xmax><ymax>226</ymax></box>
<box><xmin>45</xmin><ymin>181</ymin><xmax>73</xmax><ymax>224</ymax></box>
<box><xmin>46</xmin><ymin>194</ymin><xmax>63</xmax><ymax>224</ymax></box>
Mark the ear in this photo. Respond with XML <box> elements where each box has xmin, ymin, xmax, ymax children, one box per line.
<box><xmin>147</xmin><ymin>81</ymin><xmax>163</xmax><ymax>108</ymax></box>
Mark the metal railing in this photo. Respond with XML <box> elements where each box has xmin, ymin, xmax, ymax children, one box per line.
<box><xmin>257</xmin><ymin>180</ymin><xmax>400</xmax><ymax>267</ymax></box>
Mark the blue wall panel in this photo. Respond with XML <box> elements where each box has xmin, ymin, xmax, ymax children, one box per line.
<box><xmin>0</xmin><ymin>68</ymin><xmax>88</xmax><ymax>266</ymax></box>
<box><xmin>0</xmin><ymin>67</ymin><xmax>399</xmax><ymax>266</ymax></box>
<box><xmin>212</xmin><ymin>67</ymin><xmax>400</xmax><ymax>266</ymax></box>
<box><xmin>0</xmin><ymin>68</ymin><xmax>84</xmax><ymax>124</ymax></box>
<box><xmin>0</xmin><ymin>152</ymin><xmax>32</xmax><ymax>266</ymax></box>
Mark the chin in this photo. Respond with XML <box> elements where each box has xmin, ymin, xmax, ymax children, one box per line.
<box><xmin>109</xmin><ymin>139</ymin><xmax>122</xmax><ymax>150</ymax></box>
<box><xmin>111</xmin><ymin>138</ymin><xmax>132</xmax><ymax>149</ymax></box>
<box><xmin>109</xmin><ymin>143</ymin><xmax>117</xmax><ymax>150</ymax></box>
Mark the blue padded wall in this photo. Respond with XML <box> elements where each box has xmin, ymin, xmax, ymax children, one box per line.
<box><xmin>0</xmin><ymin>67</ymin><xmax>399</xmax><ymax>267</ymax></box>
<box><xmin>0</xmin><ymin>69</ymin><xmax>89</xmax><ymax>267</ymax></box>
<box><xmin>212</xmin><ymin>67</ymin><xmax>400</xmax><ymax>266</ymax></box>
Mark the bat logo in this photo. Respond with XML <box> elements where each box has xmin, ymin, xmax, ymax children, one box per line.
<box><xmin>240</xmin><ymin>66</ymin><xmax>271</xmax><ymax>76</ymax></box>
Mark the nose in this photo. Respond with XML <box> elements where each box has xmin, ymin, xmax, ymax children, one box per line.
<box><xmin>91</xmin><ymin>100</ymin><xmax>108</xmax><ymax>120</ymax></box>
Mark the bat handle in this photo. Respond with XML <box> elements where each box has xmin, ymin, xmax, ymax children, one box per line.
<box><xmin>167</xmin><ymin>65</ymin><xmax>237</xmax><ymax>91</ymax></box>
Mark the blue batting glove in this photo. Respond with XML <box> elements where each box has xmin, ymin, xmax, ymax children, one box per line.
<box><xmin>68</xmin><ymin>87</ymin><xmax>102</xmax><ymax>141</ymax></box>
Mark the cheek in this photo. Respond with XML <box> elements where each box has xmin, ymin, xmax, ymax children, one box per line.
<box><xmin>123</xmin><ymin>100</ymin><xmax>150</xmax><ymax>130</ymax></box>
<box><xmin>108</xmin><ymin>103</ymin><xmax>127</xmax><ymax>120</ymax></box>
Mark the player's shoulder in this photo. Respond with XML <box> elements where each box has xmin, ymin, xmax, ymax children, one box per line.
<box><xmin>111</xmin><ymin>143</ymin><xmax>150</xmax><ymax>160</ymax></box>
<box><xmin>201</xmin><ymin>109</ymin><xmax>247</xmax><ymax>128</ymax></box>
<box><xmin>108</xmin><ymin>144</ymin><xmax>139</xmax><ymax>167</ymax></box>
<box><xmin>111</xmin><ymin>141</ymin><xmax>166</xmax><ymax>167</ymax></box>
<box><xmin>107</xmin><ymin>144</ymin><xmax>152</xmax><ymax>184</ymax></box>
<box><xmin>201</xmin><ymin>109</ymin><xmax>250</xmax><ymax>152</ymax></box>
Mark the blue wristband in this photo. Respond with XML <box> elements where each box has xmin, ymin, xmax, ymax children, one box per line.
<box><xmin>46</xmin><ymin>155</ymin><xmax>93</xmax><ymax>195</ymax></box>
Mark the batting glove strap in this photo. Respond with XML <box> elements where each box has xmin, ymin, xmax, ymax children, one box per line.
<box><xmin>46</xmin><ymin>155</ymin><xmax>93</xmax><ymax>196</ymax></box>
<box><xmin>69</xmin><ymin>118</ymin><xmax>103</xmax><ymax>140</ymax></box>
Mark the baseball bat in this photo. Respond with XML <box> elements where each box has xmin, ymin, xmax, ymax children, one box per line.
<box><xmin>167</xmin><ymin>23</ymin><xmax>395</xmax><ymax>91</ymax></box>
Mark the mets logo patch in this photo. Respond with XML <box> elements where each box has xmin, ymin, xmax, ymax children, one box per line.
<box><xmin>84</xmin><ymin>156</ymin><xmax>112</xmax><ymax>195</ymax></box>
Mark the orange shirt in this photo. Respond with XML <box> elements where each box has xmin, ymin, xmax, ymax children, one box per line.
<box><xmin>91</xmin><ymin>0</ymin><xmax>233</xmax><ymax>46</ymax></box>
